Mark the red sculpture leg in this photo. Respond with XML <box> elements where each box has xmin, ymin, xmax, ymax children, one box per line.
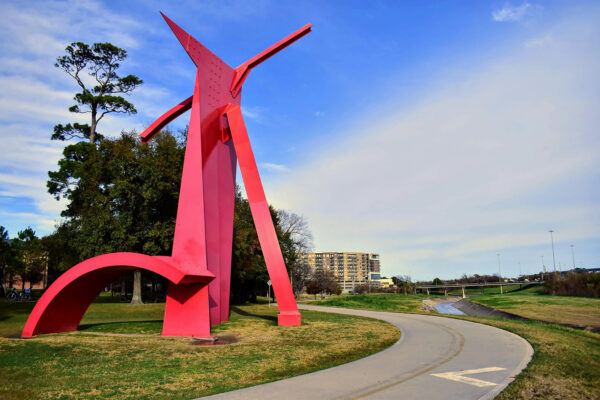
<box><xmin>202</xmin><ymin>126</ymin><xmax>237</xmax><ymax>327</ymax></box>
<box><xmin>163</xmin><ymin>283</ymin><xmax>211</xmax><ymax>336</ymax></box>
<box><xmin>170</xmin><ymin>70</ymin><xmax>208</xmax><ymax>274</ymax></box>
<box><xmin>200</xmin><ymin>107</ymin><xmax>223</xmax><ymax>327</ymax></box>
<box><xmin>224</xmin><ymin>104</ymin><xmax>301</xmax><ymax>326</ymax></box>
<box><xmin>22</xmin><ymin>253</ymin><xmax>214</xmax><ymax>337</ymax></box>
<box><xmin>217</xmin><ymin>142</ymin><xmax>237</xmax><ymax>323</ymax></box>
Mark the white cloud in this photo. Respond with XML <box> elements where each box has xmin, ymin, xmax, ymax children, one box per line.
<box><xmin>492</xmin><ymin>3</ymin><xmax>532</xmax><ymax>22</ymax></box>
<box><xmin>525</xmin><ymin>33</ymin><xmax>553</xmax><ymax>48</ymax></box>
<box><xmin>241</xmin><ymin>106</ymin><xmax>269</xmax><ymax>123</ymax></box>
<box><xmin>268</xmin><ymin>12</ymin><xmax>600</xmax><ymax>280</ymax></box>
<box><xmin>0</xmin><ymin>0</ymin><xmax>156</xmax><ymax>237</ymax></box>
<box><xmin>261</xmin><ymin>162</ymin><xmax>290</xmax><ymax>173</ymax></box>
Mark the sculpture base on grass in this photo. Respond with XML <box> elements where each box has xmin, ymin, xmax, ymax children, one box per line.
<box><xmin>278</xmin><ymin>312</ymin><xmax>302</xmax><ymax>326</ymax></box>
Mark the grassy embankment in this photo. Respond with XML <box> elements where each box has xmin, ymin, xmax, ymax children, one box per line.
<box><xmin>465</xmin><ymin>285</ymin><xmax>600</xmax><ymax>330</ymax></box>
<box><xmin>315</xmin><ymin>292</ymin><xmax>600</xmax><ymax>399</ymax></box>
<box><xmin>0</xmin><ymin>297</ymin><xmax>399</xmax><ymax>400</ymax></box>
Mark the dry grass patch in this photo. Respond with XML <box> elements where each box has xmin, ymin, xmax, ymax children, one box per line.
<box><xmin>0</xmin><ymin>302</ymin><xmax>399</xmax><ymax>400</ymax></box>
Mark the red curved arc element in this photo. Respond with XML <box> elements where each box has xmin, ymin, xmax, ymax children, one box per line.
<box><xmin>22</xmin><ymin>253</ymin><xmax>214</xmax><ymax>337</ymax></box>
<box><xmin>230</xmin><ymin>24</ymin><xmax>312</xmax><ymax>97</ymax></box>
<box><xmin>223</xmin><ymin>104</ymin><xmax>300</xmax><ymax>325</ymax></box>
<box><xmin>140</xmin><ymin>96</ymin><xmax>193</xmax><ymax>143</ymax></box>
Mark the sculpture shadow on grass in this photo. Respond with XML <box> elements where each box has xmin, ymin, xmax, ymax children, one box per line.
<box><xmin>78</xmin><ymin>320</ymin><xmax>163</xmax><ymax>332</ymax></box>
<box><xmin>230</xmin><ymin>306</ymin><xmax>278</xmax><ymax>324</ymax></box>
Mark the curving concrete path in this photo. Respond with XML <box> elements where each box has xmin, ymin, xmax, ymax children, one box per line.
<box><xmin>199</xmin><ymin>305</ymin><xmax>533</xmax><ymax>400</ymax></box>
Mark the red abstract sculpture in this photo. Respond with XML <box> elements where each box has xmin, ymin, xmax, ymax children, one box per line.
<box><xmin>22</xmin><ymin>13</ymin><xmax>311</xmax><ymax>338</ymax></box>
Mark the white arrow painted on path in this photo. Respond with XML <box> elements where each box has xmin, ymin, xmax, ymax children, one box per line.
<box><xmin>431</xmin><ymin>367</ymin><xmax>506</xmax><ymax>387</ymax></box>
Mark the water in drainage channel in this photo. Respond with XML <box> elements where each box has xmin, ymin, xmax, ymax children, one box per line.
<box><xmin>433</xmin><ymin>302</ymin><xmax>465</xmax><ymax>315</ymax></box>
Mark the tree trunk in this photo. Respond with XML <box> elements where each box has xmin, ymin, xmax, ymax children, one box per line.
<box><xmin>130</xmin><ymin>270</ymin><xmax>143</xmax><ymax>305</ymax></box>
<box><xmin>120</xmin><ymin>276</ymin><xmax>126</xmax><ymax>301</ymax></box>
<box><xmin>89</xmin><ymin>111</ymin><xmax>97</xmax><ymax>143</ymax></box>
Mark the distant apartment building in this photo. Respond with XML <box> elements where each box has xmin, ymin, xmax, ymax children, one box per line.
<box><xmin>302</xmin><ymin>252</ymin><xmax>381</xmax><ymax>292</ymax></box>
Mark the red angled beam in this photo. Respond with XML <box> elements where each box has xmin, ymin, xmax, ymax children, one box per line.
<box><xmin>140</xmin><ymin>96</ymin><xmax>193</xmax><ymax>143</ymax></box>
<box><xmin>230</xmin><ymin>24</ymin><xmax>312</xmax><ymax>96</ymax></box>
<box><xmin>224</xmin><ymin>103</ymin><xmax>300</xmax><ymax>325</ymax></box>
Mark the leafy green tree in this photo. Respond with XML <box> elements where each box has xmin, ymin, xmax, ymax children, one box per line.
<box><xmin>48</xmin><ymin>131</ymin><xmax>184</xmax><ymax>303</ymax></box>
<box><xmin>50</xmin><ymin>41</ymin><xmax>143</xmax><ymax>299</ymax></box>
<box><xmin>230</xmin><ymin>187</ymin><xmax>268</xmax><ymax>304</ymax></box>
<box><xmin>0</xmin><ymin>226</ymin><xmax>12</xmax><ymax>295</ymax></box>
<box><xmin>40</xmin><ymin>224</ymin><xmax>79</xmax><ymax>285</ymax></box>
<box><xmin>393</xmin><ymin>275</ymin><xmax>415</xmax><ymax>295</ymax></box>
<box><xmin>229</xmin><ymin>187</ymin><xmax>313</xmax><ymax>304</ymax></box>
<box><xmin>47</xmin><ymin>128</ymin><xmax>311</xmax><ymax>306</ymax></box>
<box><xmin>53</xmin><ymin>42</ymin><xmax>142</xmax><ymax>143</ymax></box>
<box><xmin>10</xmin><ymin>228</ymin><xmax>45</xmax><ymax>290</ymax></box>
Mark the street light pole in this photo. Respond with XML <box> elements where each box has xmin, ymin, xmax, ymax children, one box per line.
<box><xmin>540</xmin><ymin>255</ymin><xmax>546</xmax><ymax>280</ymax></box>
<box><xmin>570</xmin><ymin>244</ymin><xmax>575</xmax><ymax>269</ymax></box>
<box><xmin>549</xmin><ymin>230</ymin><xmax>556</xmax><ymax>272</ymax></box>
<box><xmin>497</xmin><ymin>253</ymin><xmax>501</xmax><ymax>282</ymax></box>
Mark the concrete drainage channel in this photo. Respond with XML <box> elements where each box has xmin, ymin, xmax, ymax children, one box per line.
<box><xmin>426</xmin><ymin>298</ymin><xmax>600</xmax><ymax>333</ymax></box>
<box><xmin>423</xmin><ymin>297</ymin><xmax>528</xmax><ymax>320</ymax></box>
<box><xmin>423</xmin><ymin>297</ymin><xmax>465</xmax><ymax>315</ymax></box>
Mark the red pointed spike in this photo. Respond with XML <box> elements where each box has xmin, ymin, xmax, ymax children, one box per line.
<box><xmin>160</xmin><ymin>12</ymin><xmax>230</xmax><ymax>70</ymax></box>
<box><xmin>161</xmin><ymin>12</ymin><xmax>190</xmax><ymax>50</ymax></box>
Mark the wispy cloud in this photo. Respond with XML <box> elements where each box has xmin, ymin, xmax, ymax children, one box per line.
<box><xmin>0</xmin><ymin>0</ymin><xmax>159</xmax><ymax>236</ymax></box>
<box><xmin>269</xmin><ymin>12</ymin><xmax>600</xmax><ymax>279</ymax></box>
<box><xmin>241</xmin><ymin>106</ymin><xmax>269</xmax><ymax>123</ymax></box>
<box><xmin>492</xmin><ymin>3</ymin><xmax>532</xmax><ymax>22</ymax></box>
<box><xmin>261</xmin><ymin>162</ymin><xmax>290</xmax><ymax>173</ymax></box>
<box><xmin>524</xmin><ymin>33</ymin><xmax>553</xmax><ymax>48</ymax></box>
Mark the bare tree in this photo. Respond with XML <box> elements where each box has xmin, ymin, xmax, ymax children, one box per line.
<box><xmin>305</xmin><ymin>269</ymin><xmax>338</xmax><ymax>298</ymax></box>
<box><xmin>277</xmin><ymin>210</ymin><xmax>313</xmax><ymax>253</ymax></box>
<box><xmin>291</xmin><ymin>260</ymin><xmax>313</xmax><ymax>297</ymax></box>
<box><xmin>277</xmin><ymin>210</ymin><xmax>314</xmax><ymax>296</ymax></box>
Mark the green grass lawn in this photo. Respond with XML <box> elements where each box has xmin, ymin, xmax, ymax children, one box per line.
<box><xmin>444</xmin><ymin>284</ymin><xmax>528</xmax><ymax>296</ymax></box>
<box><xmin>314</xmin><ymin>292</ymin><xmax>600</xmax><ymax>400</ymax></box>
<box><xmin>313</xmin><ymin>293</ymin><xmax>433</xmax><ymax>312</ymax></box>
<box><xmin>465</xmin><ymin>286</ymin><xmax>600</xmax><ymax>329</ymax></box>
<box><xmin>0</xmin><ymin>298</ymin><xmax>399</xmax><ymax>400</ymax></box>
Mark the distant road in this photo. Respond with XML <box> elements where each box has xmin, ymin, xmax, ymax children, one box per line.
<box><xmin>199</xmin><ymin>305</ymin><xmax>533</xmax><ymax>400</ymax></box>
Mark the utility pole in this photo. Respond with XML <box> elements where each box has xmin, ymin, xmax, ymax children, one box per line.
<box><xmin>570</xmin><ymin>244</ymin><xmax>575</xmax><ymax>269</ymax></box>
<box><xmin>549</xmin><ymin>230</ymin><xmax>556</xmax><ymax>272</ymax></box>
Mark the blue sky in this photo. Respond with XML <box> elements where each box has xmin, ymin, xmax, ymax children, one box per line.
<box><xmin>0</xmin><ymin>0</ymin><xmax>598</xmax><ymax>280</ymax></box>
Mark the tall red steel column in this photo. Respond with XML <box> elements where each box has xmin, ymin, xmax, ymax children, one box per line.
<box><xmin>147</xmin><ymin>14</ymin><xmax>310</xmax><ymax>328</ymax></box>
<box><xmin>21</xmin><ymin>13</ymin><xmax>311</xmax><ymax>338</ymax></box>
